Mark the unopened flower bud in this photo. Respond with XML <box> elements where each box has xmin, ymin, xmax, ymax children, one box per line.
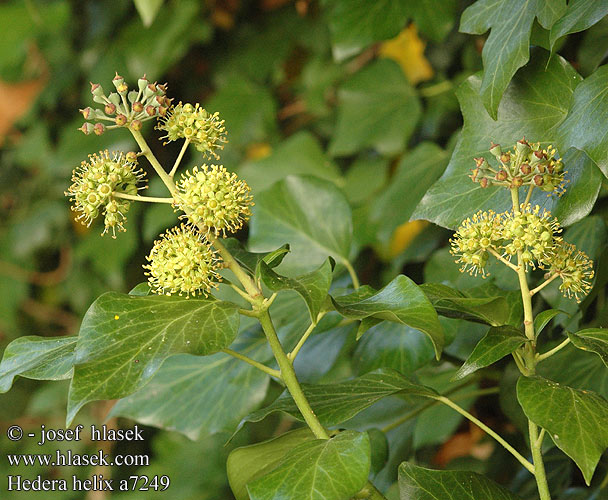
<box><xmin>115</xmin><ymin>114</ymin><xmax>128</xmax><ymax>126</ymax></box>
<box><xmin>130</xmin><ymin>120</ymin><xmax>142</xmax><ymax>131</ymax></box>
<box><xmin>113</xmin><ymin>73</ymin><xmax>125</xmax><ymax>87</ymax></box>
<box><xmin>79</xmin><ymin>122</ymin><xmax>94</xmax><ymax>135</ymax></box>
<box><xmin>512</xmin><ymin>176</ymin><xmax>523</xmax><ymax>187</ymax></box>
<box><xmin>479</xmin><ymin>178</ymin><xmax>489</xmax><ymax>188</ymax></box>
<box><xmin>516</xmin><ymin>139</ymin><xmax>531</xmax><ymax>155</ymax></box>
<box><xmin>158</xmin><ymin>106</ymin><xmax>168</xmax><ymax>116</ymax></box>
<box><xmin>496</xmin><ymin>170</ymin><xmax>508</xmax><ymax>181</ymax></box>
<box><xmin>520</xmin><ymin>163</ymin><xmax>531</xmax><ymax>175</ymax></box>
<box><xmin>90</xmin><ymin>82</ymin><xmax>104</xmax><ymax>97</ymax></box>
<box><xmin>80</xmin><ymin>107</ymin><xmax>93</xmax><ymax>119</ymax></box>
<box><xmin>145</xmin><ymin>105</ymin><xmax>156</xmax><ymax>116</ymax></box>
<box><xmin>94</xmin><ymin>123</ymin><xmax>105</xmax><ymax>136</ymax></box>
<box><xmin>138</xmin><ymin>75</ymin><xmax>149</xmax><ymax>92</ymax></box>
<box><xmin>117</xmin><ymin>82</ymin><xmax>128</xmax><ymax>94</ymax></box>
<box><xmin>489</xmin><ymin>142</ymin><xmax>501</xmax><ymax>157</ymax></box>
<box><xmin>105</xmin><ymin>103</ymin><xmax>116</xmax><ymax>115</ymax></box>
<box><xmin>126</xmin><ymin>151</ymin><xmax>138</xmax><ymax>163</ymax></box>
<box><xmin>533</xmin><ymin>174</ymin><xmax>544</xmax><ymax>186</ymax></box>
<box><xmin>108</xmin><ymin>93</ymin><xmax>121</xmax><ymax>106</ymax></box>
<box><xmin>500</xmin><ymin>152</ymin><xmax>511</xmax><ymax>164</ymax></box>
<box><xmin>132</xmin><ymin>101</ymin><xmax>144</xmax><ymax>113</ymax></box>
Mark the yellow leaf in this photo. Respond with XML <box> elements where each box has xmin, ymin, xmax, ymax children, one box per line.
<box><xmin>379</xmin><ymin>24</ymin><xmax>434</xmax><ymax>85</ymax></box>
<box><xmin>246</xmin><ymin>142</ymin><xmax>272</xmax><ymax>160</ymax></box>
<box><xmin>389</xmin><ymin>220</ymin><xmax>428</xmax><ymax>257</ymax></box>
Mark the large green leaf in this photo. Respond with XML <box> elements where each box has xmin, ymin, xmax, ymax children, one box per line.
<box><xmin>568</xmin><ymin>328</ymin><xmax>608</xmax><ymax>367</ymax></box>
<box><xmin>517</xmin><ymin>375</ymin><xmax>608</xmax><ymax>484</ymax></box>
<box><xmin>407</xmin><ymin>0</ymin><xmax>458</xmax><ymax>42</ymax></box>
<box><xmin>556</xmin><ymin>65</ymin><xmax>608</xmax><ymax>177</ymax></box>
<box><xmin>399</xmin><ymin>462</ymin><xmax>524</xmax><ymax>499</ymax></box>
<box><xmin>228</xmin><ymin>428</ymin><xmax>315</xmax><ymax>500</ymax></box>
<box><xmin>329</xmin><ymin>59</ymin><xmax>420</xmax><ymax>157</ymax></box>
<box><xmin>353</xmin><ymin>322</ymin><xmax>435</xmax><ymax>377</ymax></box>
<box><xmin>239</xmin><ymin>131</ymin><xmax>341</xmax><ymax>195</ymax></box>
<box><xmin>412</xmin><ymin>49</ymin><xmax>601</xmax><ymax>229</ymax></box>
<box><xmin>67</xmin><ymin>292</ymin><xmax>240</xmax><ymax>425</ymax></box>
<box><xmin>249</xmin><ymin>175</ymin><xmax>352</xmax><ymax>274</ymax></box>
<box><xmin>460</xmin><ymin>0</ymin><xmax>558</xmax><ymax>118</ymax></box>
<box><xmin>0</xmin><ymin>336</ymin><xmax>77</xmax><ymax>392</ymax></box>
<box><xmin>241</xmin><ymin>369</ymin><xmax>438</xmax><ymax>428</ymax></box>
<box><xmin>108</xmin><ymin>330</ymin><xmax>270</xmax><ymax>440</ymax></box>
<box><xmin>550</xmin><ymin>0</ymin><xmax>608</xmax><ymax>51</ymax></box>
<box><xmin>326</xmin><ymin>0</ymin><xmax>408</xmax><ymax>61</ymax></box>
<box><xmin>420</xmin><ymin>283</ymin><xmax>510</xmax><ymax>326</ymax></box>
<box><xmin>247</xmin><ymin>430</ymin><xmax>370</xmax><ymax>500</ymax></box>
<box><xmin>369</xmin><ymin>143</ymin><xmax>448</xmax><ymax>243</ymax></box>
<box><xmin>534</xmin><ymin>309</ymin><xmax>568</xmax><ymax>336</ymax></box>
<box><xmin>259</xmin><ymin>258</ymin><xmax>333</xmax><ymax>322</ymax></box>
<box><xmin>332</xmin><ymin>275</ymin><xmax>444</xmax><ymax>358</ymax></box>
<box><xmin>454</xmin><ymin>326</ymin><xmax>527</xmax><ymax>380</ymax></box>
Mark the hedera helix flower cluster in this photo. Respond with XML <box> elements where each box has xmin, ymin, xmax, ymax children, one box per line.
<box><xmin>66</xmin><ymin>73</ymin><xmax>252</xmax><ymax>297</ymax></box>
<box><xmin>449</xmin><ymin>139</ymin><xmax>597</xmax><ymax>500</ymax></box>
<box><xmin>451</xmin><ymin>139</ymin><xmax>593</xmax><ymax>302</ymax></box>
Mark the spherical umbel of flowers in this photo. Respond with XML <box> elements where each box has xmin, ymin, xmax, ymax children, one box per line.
<box><xmin>157</xmin><ymin>102</ymin><xmax>227</xmax><ymax>160</ymax></box>
<box><xmin>65</xmin><ymin>150</ymin><xmax>146</xmax><ymax>237</ymax></box>
<box><xmin>501</xmin><ymin>204</ymin><xmax>562</xmax><ymax>269</ymax></box>
<box><xmin>470</xmin><ymin>139</ymin><xmax>567</xmax><ymax>196</ymax></box>
<box><xmin>79</xmin><ymin>74</ymin><xmax>171</xmax><ymax>134</ymax></box>
<box><xmin>450</xmin><ymin>210</ymin><xmax>502</xmax><ymax>277</ymax></box>
<box><xmin>545</xmin><ymin>242</ymin><xmax>594</xmax><ymax>302</ymax></box>
<box><xmin>144</xmin><ymin>224</ymin><xmax>222</xmax><ymax>297</ymax></box>
<box><xmin>174</xmin><ymin>165</ymin><xmax>253</xmax><ymax>236</ymax></box>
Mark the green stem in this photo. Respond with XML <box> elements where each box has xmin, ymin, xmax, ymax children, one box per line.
<box><xmin>343</xmin><ymin>259</ymin><xmax>360</xmax><ymax>289</ymax></box>
<box><xmin>169</xmin><ymin>138</ymin><xmax>190</xmax><ymax>177</ymax></box>
<box><xmin>258</xmin><ymin>309</ymin><xmax>329</xmax><ymax>439</ymax></box>
<box><xmin>530</xmin><ymin>273</ymin><xmax>559</xmax><ymax>297</ymax></box>
<box><xmin>221</xmin><ymin>348</ymin><xmax>281</xmax><ymax>379</ymax></box>
<box><xmin>288</xmin><ymin>313</ymin><xmax>326</xmax><ymax>362</ymax></box>
<box><xmin>437</xmin><ymin>396</ymin><xmax>535</xmax><ymax>474</ymax></box>
<box><xmin>536</xmin><ymin>337</ymin><xmax>571</xmax><ymax>362</ymax></box>
<box><xmin>129</xmin><ymin>129</ymin><xmax>176</xmax><ymax>195</ymax></box>
<box><xmin>113</xmin><ymin>192</ymin><xmax>173</xmax><ymax>204</ymax></box>
<box><xmin>529</xmin><ymin>420</ymin><xmax>552</xmax><ymax>500</ymax></box>
<box><xmin>212</xmin><ymin>237</ymin><xmax>262</xmax><ymax>299</ymax></box>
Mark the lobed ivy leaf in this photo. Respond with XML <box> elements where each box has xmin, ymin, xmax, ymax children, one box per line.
<box><xmin>556</xmin><ymin>65</ymin><xmax>608</xmax><ymax>177</ymax></box>
<box><xmin>258</xmin><ymin>258</ymin><xmax>334</xmax><ymax>322</ymax></box>
<box><xmin>549</xmin><ymin>0</ymin><xmax>608</xmax><ymax>52</ymax></box>
<box><xmin>109</xmin><ymin>330</ymin><xmax>270</xmax><ymax>440</ymax></box>
<box><xmin>67</xmin><ymin>292</ymin><xmax>240</xmax><ymax>425</ymax></box>
<box><xmin>399</xmin><ymin>462</ymin><xmax>524</xmax><ymax>499</ymax></box>
<box><xmin>420</xmin><ymin>283</ymin><xmax>510</xmax><ymax>326</ymax></box>
<box><xmin>329</xmin><ymin>59</ymin><xmax>421</xmax><ymax>157</ymax></box>
<box><xmin>412</xmin><ymin>49</ymin><xmax>601</xmax><ymax>229</ymax></box>
<box><xmin>460</xmin><ymin>0</ymin><xmax>563</xmax><ymax>118</ymax></box>
<box><xmin>228</xmin><ymin>428</ymin><xmax>316</xmax><ymax>500</ymax></box>
<box><xmin>517</xmin><ymin>375</ymin><xmax>608</xmax><ymax>484</ymax></box>
<box><xmin>332</xmin><ymin>275</ymin><xmax>444</xmax><ymax>358</ymax></box>
<box><xmin>241</xmin><ymin>369</ymin><xmax>438</xmax><ymax>429</ymax></box>
<box><xmin>222</xmin><ymin>238</ymin><xmax>290</xmax><ymax>278</ymax></box>
<box><xmin>249</xmin><ymin>175</ymin><xmax>352</xmax><ymax>275</ymax></box>
<box><xmin>453</xmin><ymin>326</ymin><xmax>528</xmax><ymax>380</ymax></box>
<box><xmin>247</xmin><ymin>430</ymin><xmax>370</xmax><ymax>500</ymax></box>
<box><xmin>0</xmin><ymin>336</ymin><xmax>77</xmax><ymax>393</ymax></box>
<box><xmin>568</xmin><ymin>328</ymin><xmax>608</xmax><ymax>367</ymax></box>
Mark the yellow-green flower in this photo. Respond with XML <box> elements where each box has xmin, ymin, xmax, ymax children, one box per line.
<box><xmin>544</xmin><ymin>242</ymin><xmax>594</xmax><ymax>302</ymax></box>
<box><xmin>157</xmin><ymin>102</ymin><xmax>227</xmax><ymax>159</ymax></box>
<box><xmin>65</xmin><ymin>150</ymin><xmax>145</xmax><ymax>237</ymax></box>
<box><xmin>144</xmin><ymin>224</ymin><xmax>222</xmax><ymax>297</ymax></box>
<box><xmin>174</xmin><ymin>164</ymin><xmax>253</xmax><ymax>236</ymax></box>
<box><xmin>450</xmin><ymin>210</ymin><xmax>501</xmax><ymax>276</ymax></box>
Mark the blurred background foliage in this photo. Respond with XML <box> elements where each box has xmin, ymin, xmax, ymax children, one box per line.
<box><xmin>2</xmin><ymin>0</ymin><xmax>608</xmax><ymax>499</ymax></box>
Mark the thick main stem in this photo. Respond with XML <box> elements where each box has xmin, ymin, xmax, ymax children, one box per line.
<box><xmin>510</xmin><ymin>188</ymin><xmax>552</xmax><ymax>499</ymax></box>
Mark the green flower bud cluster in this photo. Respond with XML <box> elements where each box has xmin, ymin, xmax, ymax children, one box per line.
<box><xmin>157</xmin><ymin>102</ymin><xmax>227</xmax><ymax>159</ymax></box>
<box><xmin>144</xmin><ymin>224</ymin><xmax>221</xmax><ymax>297</ymax></box>
<box><xmin>500</xmin><ymin>204</ymin><xmax>561</xmax><ymax>269</ymax></box>
<box><xmin>174</xmin><ymin>164</ymin><xmax>253</xmax><ymax>236</ymax></box>
<box><xmin>470</xmin><ymin>139</ymin><xmax>566</xmax><ymax>195</ymax></box>
<box><xmin>450</xmin><ymin>210</ymin><xmax>501</xmax><ymax>276</ymax></box>
<box><xmin>65</xmin><ymin>150</ymin><xmax>146</xmax><ymax>237</ymax></box>
<box><xmin>79</xmin><ymin>74</ymin><xmax>171</xmax><ymax>134</ymax></box>
<box><xmin>545</xmin><ymin>242</ymin><xmax>594</xmax><ymax>302</ymax></box>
